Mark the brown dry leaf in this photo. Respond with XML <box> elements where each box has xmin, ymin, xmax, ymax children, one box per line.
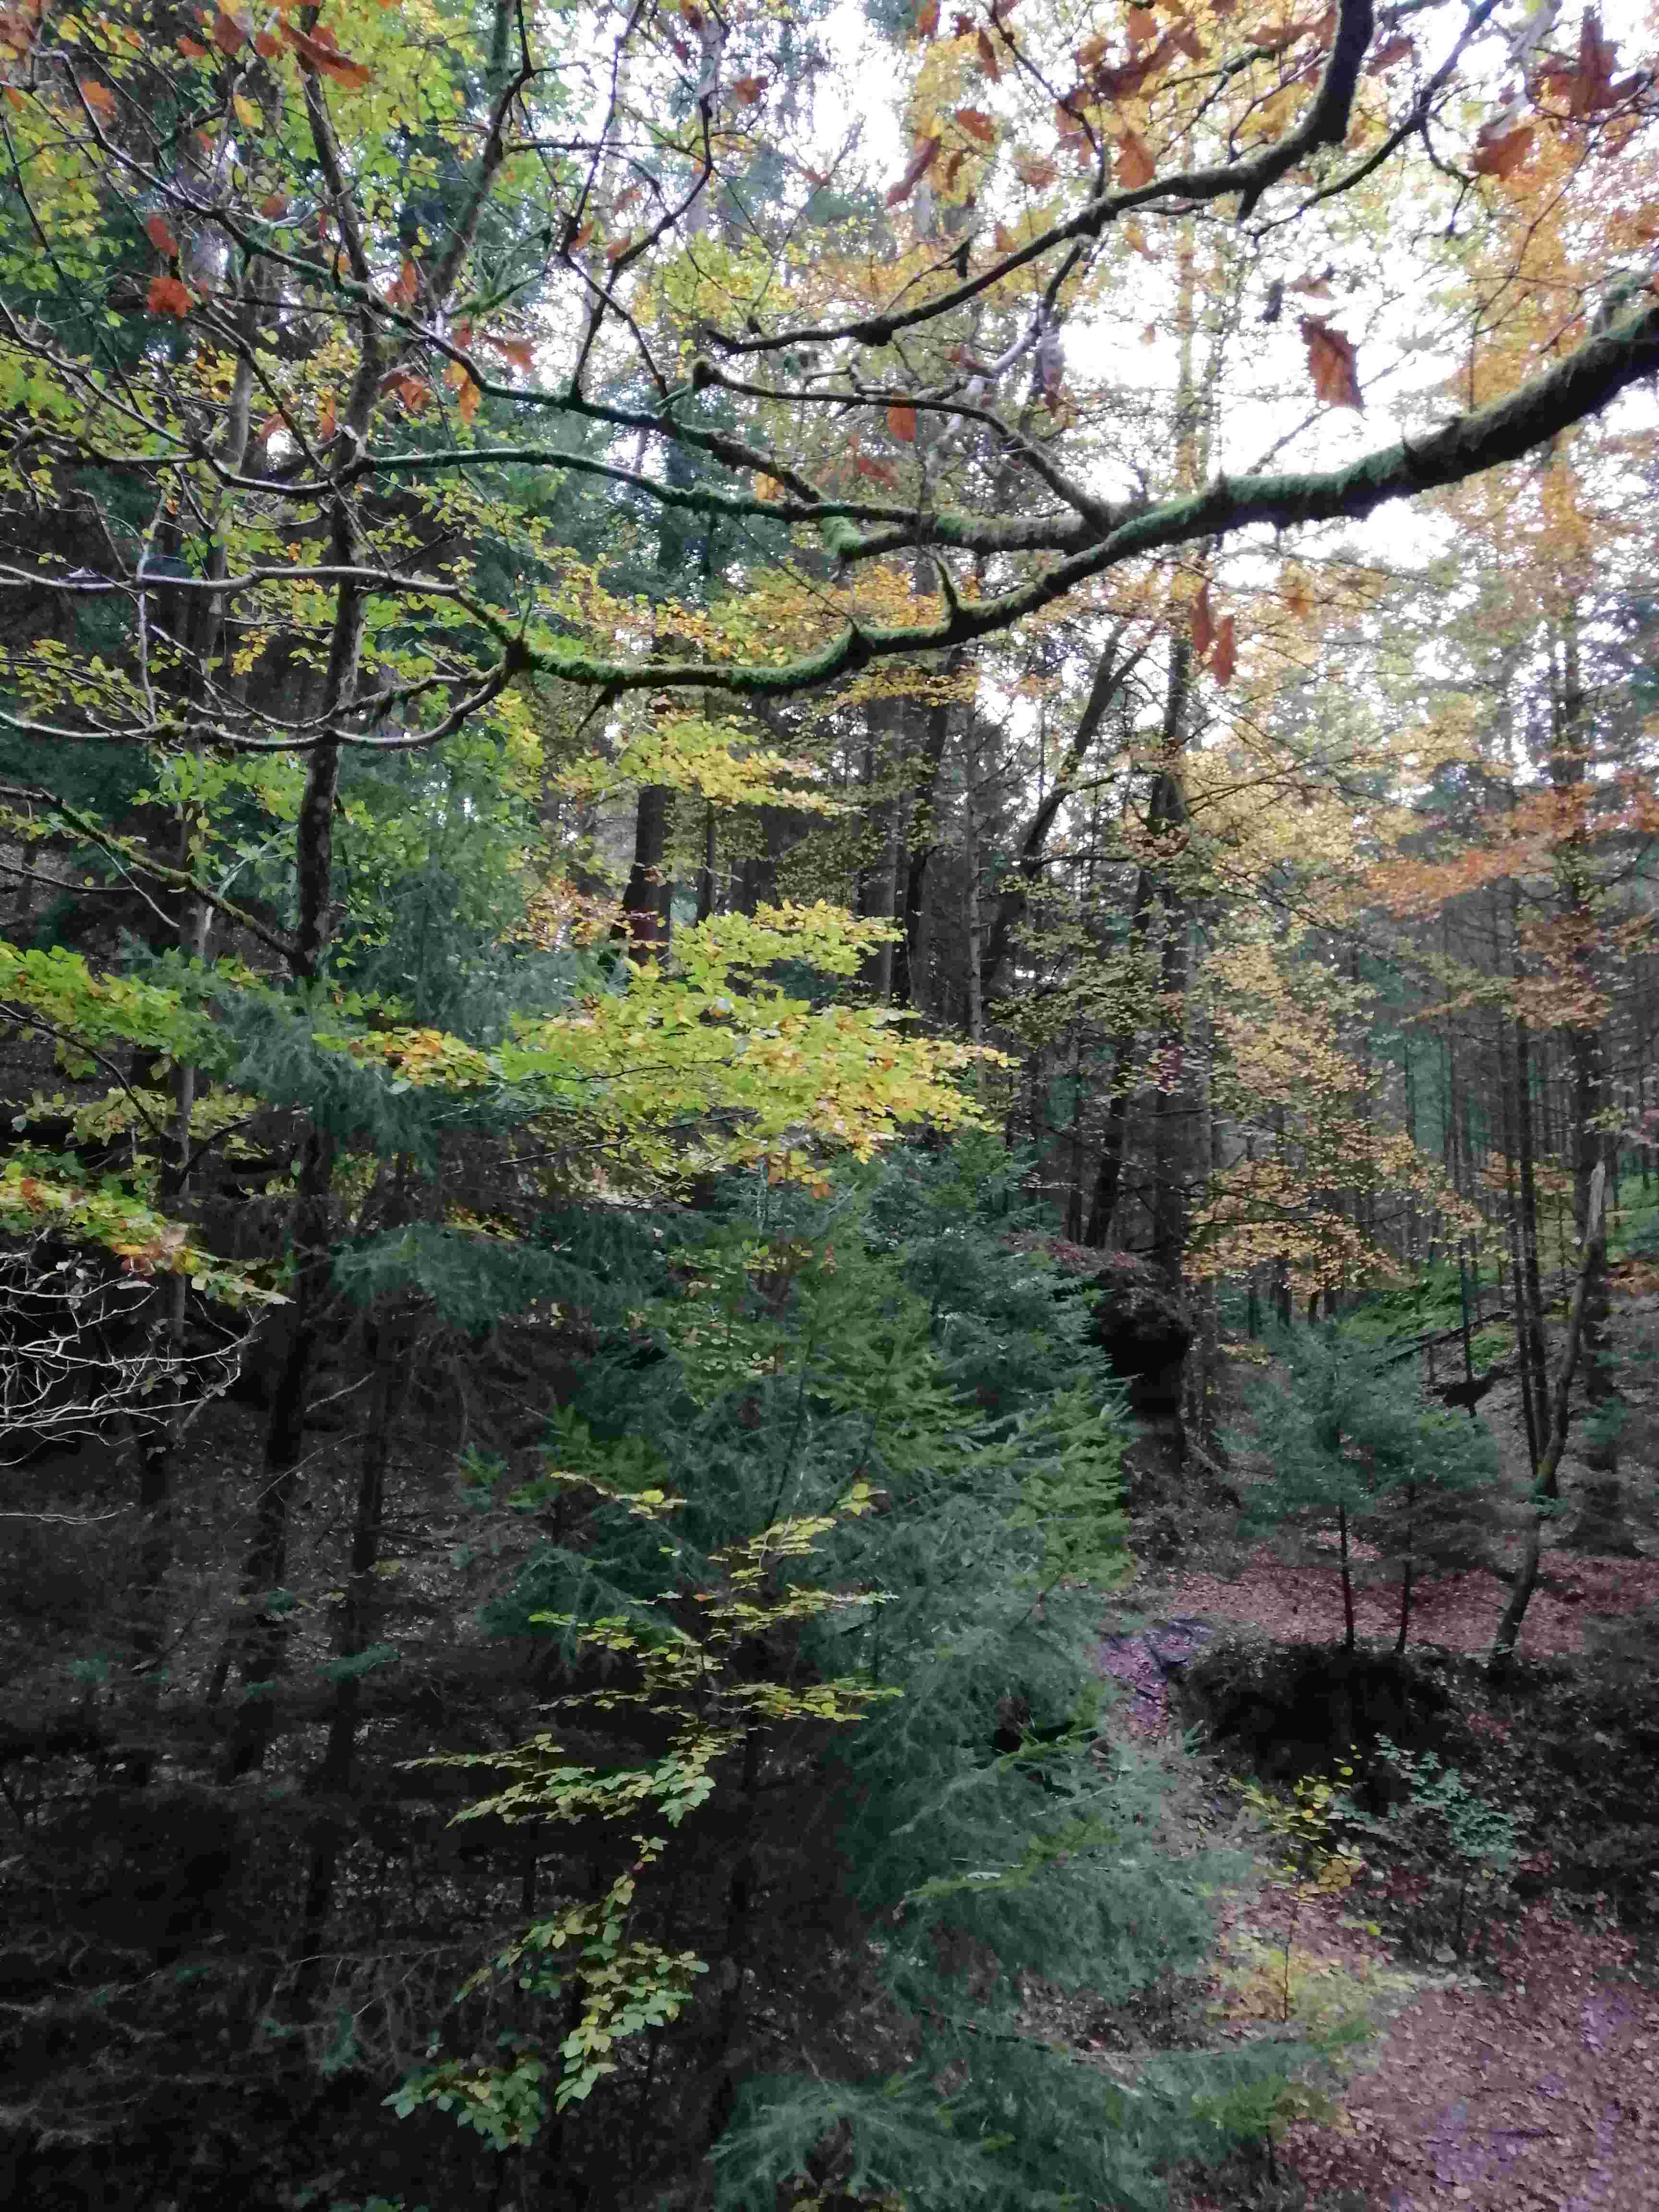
<box><xmin>146</xmin><ymin>272</ymin><xmax>192</xmax><ymax>317</ymax></box>
<box><xmin>1126</xmin><ymin>5</ymin><xmax>1157</xmax><ymax>47</ymax></box>
<box><xmin>1116</xmin><ymin>128</ymin><xmax>1156</xmax><ymax>189</ymax></box>
<box><xmin>993</xmin><ymin>220</ymin><xmax>1018</xmax><ymax>253</ymax></box>
<box><xmin>79</xmin><ymin>75</ymin><xmax>115</xmax><ymax>111</ymax></box>
<box><xmin>729</xmin><ymin>73</ymin><xmax>767</xmax><ymax>104</ymax></box>
<box><xmin>887</xmin><ymin>135</ymin><xmax>940</xmax><ymax>205</ymax></box>
<box><xmin>916</xmin><ymin>0</ymin><xmax>939</xmax><ymax>35</ymax></box>
<box><xmin>1470</xmin><ymin>120</ymin><xmax>1534</xmax><ymax>179</ymax></box>
<box><xmin>605</xmin><ymin>234</ymin><xmax>634</xmax><ymax>263</ymax></box>
<box><xmin>975</xmin><ymin>26</ymin><xmax>1000</xmax><ymax>78</ymax></box>
<box><xmin>954</xmin><ymin>106</ymin><xmax>998</xmax><ymax>146</ymax></box>
<box><xmin>177</xmin><ymin>34</ymin><xmax>208</xmax><ymax>58</ymax></box>
<box><xmin>259</xmin><ymin>190</ymin><xmax>288</xmax><ymax>218</ymax></box>
<box><xmin>1013</xmin><ymin>147</ymin><xmax>1058</xmax><ymax>190</ymax></box>
<box><xmin>145</xmin><ymin>214</ymin><xmax>179</xmax><ymax>255</ymax></box>
<box><xmin>1168</xmin><ymin>15</ymin><xmax>1206</xmax><ymax>61</ymax></box>
<box><xmin>1211</xmin><ymin>613</ymin><xmax>1237</xmax><ymax>686</ymax></box>
<box><xmin>254</xmin><ymin>27</ymin><xmax>280</xmax><ymax>56</ymax></box>
<box><xmin>1300</xmin><ymin>313</ymin><xmax>1363</xmax><ymax>409</ymax></box>
<box><xmin>212</xmin><ymin>9</ymin><xmax>246</xmax><ymax>55</ymax></box>
<box><xmin>1367</xmin><ymin>30</ymin><xmax>1414</xmax><ymax>72</ymax></box>
<box><xmin>887</xmin><ymin>400</ymin><xmax>918</xmax><ymax>442</ymax></box>
<box><xmin>1192</xmin><ymin>583</ymin><xmax>1215</xmax><ymax>665</ymax></box>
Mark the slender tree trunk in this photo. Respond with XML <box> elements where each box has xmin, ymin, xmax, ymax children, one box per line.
<box><xmin>1492</xmin><ymin>1162</ymin><xmax>1608</xmax><ymax>1666</ymax></box>
<box><xmin>961</xmin><ymin>729</ymin><xmax>984</xmax><ymax>1046</ymax></box>
<box><xmin>290</xmin><ymin>1301</ymin><xmax>410</xmax><ymax>2018</ymax></box>
<box><xmin>1395</xmin><ymin>1484</ymin><xmax>1417</xmax><ymax>1655</ymax></box>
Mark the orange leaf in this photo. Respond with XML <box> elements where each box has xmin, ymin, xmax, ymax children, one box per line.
<box><xmin>754</xmin><ymin>472</ymin><xmax>781</xmax><ymax>501</ymax></box>
<box><xmin>254</xmin><ymin>27</ymin><xmax>280</xmax><ymax>55</ymax></box>
<box><xmin>887</xmin><ymin>401</ymin><xmax>918</xmax><ymax>442</ymax></box>
<box><xmin>1191</xmin><ymin>584</ymin><xmax>1214</xmax><ymax>665</ymax></box>
<box><xmin>605</xmin><ymin>234</ymin><xmax>634</xmax><ymax>263</ymax></box>
<box><xmin>730</xmin><ymin>73</ymin><xmax>767</xmax><ymax>104</ymax></box>
<box><xmin>1211</xmin><ymin>614</ymin><xmax>1237</xmax><ymax>687</ymax></box>
<box><xmin>954</xmin><ymin>106</ymin><xmax>998</xmax><ymax>146</ymax></box>
<box><xmin>443</xmin><ymin>357</ymin><xmax>469</xmax><ymax>389</ymax></box>
<box><xmin>569</xmin><ymin>220</ymin><xmax>595</xmax><ymax>251</ymax></box>
<box><xmin>282</xmin><ymin>21</ymin><xmax>373</xmax><ymax>90</ymax></box>
<box><xmin>456</xmin><ymin>374</ymin><xmax>481</xmax><ymax>423</ymax></box>
<box><xmin>993</xmin><ymin>221</ymin><xmax>1017</xmax><ymax>253</ymax></box>
<box><xmin>1470</xmin><ymin>120</ymin><xmax>1534</xmax><ymax>179</ymax></box>
<box><xmin>79</xmin><ymin>76</ymin><xmax>115</xmax><ymax>111</ymax></box>
<box><xmin>177</xmin><ymin>34</ymin><xmax>208</xmax><ymax>57</ymax></box>
<box><xmin>256</xmin><ymin>411</ymin><xmax>284</xmax><ymax>443</ymax></box>
<box><xmin>145</xmin><ymin>214</ymin><xmax>179</xmax><ymax>254</ymax></box>
<box><xmin>490</xmin><ymin>335</ymin><xmax>536</xmax><ymax>370</ymax></box>
<box><xmin>1076</xmin><ymin>32</ymin><xmax>1110</xmax><ymax>67</ymax></box>
<box><xmin>317</xmin><ymin>399</ymin><xmax>337</xmax><ymax>441</ymax></box>
<box><xmin>1300</xmin><ymin>314</ymin><xmax>1363</xmax><ymax>409</ymax></box>
<box><xmin>976</xmin><ymin>27</ymin><xmax>1000</xmax><ymax>78</ymax></box>
<box><xmin>1013</xmin><ymin>148</ymin><xmax>1058</xmax><ymax>190</ymax></box>
<box><xmin>887</xmin><ymin>134</ymin><xmax>939</xmax><ymax>205</ymax></box>
<box><xmin>916</xmin><ymin>0</ymin><xmax>938</xmax><ymax>33</ymax></box>
<box><xmin>1126</xmin><ymin>5</ymin><xmax>1157</xmax><ymax>46</ymax></box>
<box><xmin>1116</xmin><ymin>128</ymin><xmax>1156</xmax><ymax>188</ymax></box>
<box><xmin>211</xmin><ymin>9</ymin><xmax>246</xmax><ymax>55</ymax></box>
<box><xmin>259</xmin><ymin>190</ymin><xmax>288</xmax><ymax>217</ymax></box>
<box><xmin>146</xmin><ymin>272</ymin><xmax>193</xmax><ymax>317</ymax></box>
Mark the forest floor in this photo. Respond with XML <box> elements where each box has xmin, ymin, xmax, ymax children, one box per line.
<box><xmin>1095</xmin><ymin>1574</ymin><xmax>1659</xmax><ymax>2212</ymax></box>
<box><xmin>1102</xmin><ymin>1275</ymin><xmax>1659</xmax><ymax>2211</ymax></box>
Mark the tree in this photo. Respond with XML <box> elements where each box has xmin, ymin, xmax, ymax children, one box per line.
<box><xmin>1236</xmin><ymin>1322</ymin><xmax>1501</xmax><ymax>1653</ymax></box>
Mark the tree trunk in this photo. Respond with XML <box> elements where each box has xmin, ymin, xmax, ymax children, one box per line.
<box><xmin>1492</xmin><ymin>1161</ymin><xmax>1608</xmax><ymax>1667</ymax></box>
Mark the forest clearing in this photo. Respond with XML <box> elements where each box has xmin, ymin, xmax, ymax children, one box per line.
<box><xmin>4</xmin><ymin>0</ymin><xmax>1659</xmax><ymax>2203</ymax></box>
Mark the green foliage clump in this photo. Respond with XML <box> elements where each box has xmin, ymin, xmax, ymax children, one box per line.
<box><xmin>1233</xmin><ymin>1322</ymin><xmax>1502</xmax><ymax>1649</ymax></box>
<box><xmin>409</xmin><ymin>1146</ymin><xmax>1316</xmax><ymax>2207</ymax></box>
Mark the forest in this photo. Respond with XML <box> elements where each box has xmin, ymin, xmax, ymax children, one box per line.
<box><xmin>2</xmin><ymin>0</ymin><xmax>1659</xmax><ymax>2204</ymax></box>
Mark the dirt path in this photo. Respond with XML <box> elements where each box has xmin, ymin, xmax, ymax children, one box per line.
<box><xmin>1099</xmin><ymin>1599</ymin><xmax>1659</xmax><ymax>2211</ymax></box>
<box><xmin>1280</xmin><ymin>1907</ymin><xmax>1659</xmax><ymax>2211</ymax></box>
